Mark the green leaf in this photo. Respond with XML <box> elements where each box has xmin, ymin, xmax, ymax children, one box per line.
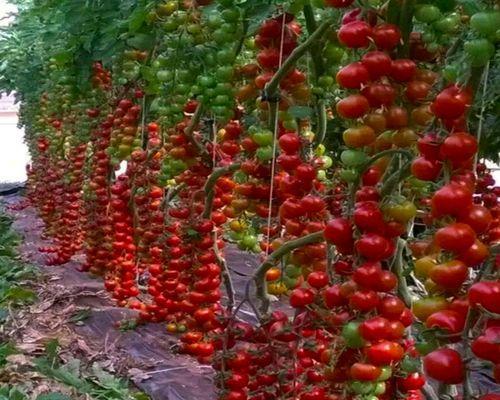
<box><xmin>126</xmin><ymin>33</ymin><xmax>155</xmax><ymax>50</ymax></box>
<box><xmin>133</xmin><ymin>392</ymin><xmax>151</xmax><ymax>400</ymax></box>
<box><xmin>128</xmin><ymin>8</ymin><xmax>147</xmax><ymax>32</ymax></box>
<box><xmin>0</xmin><ymin>287</ymin><xmax>36</xmax><ymax>305</ymax></box>
<box><xmin>287</xmin><ymin>106</ymin><xmax>313</xmax><ymax>119</ymax></box>
<box><xmin>69</xmin><ymin>309</ymin><xmax>91</xmax><ymax>324</ymax></box>
<box><xmin>44</xmin><ymin>339</ymin><xmax>60</xmax><ymax>366</ymax></box>
<box><xmin>457</xmin><ymin>0</ymin><xmax>481</xmax><ymax>15</ymax></box>
<box><xmin>36</xmin><ymin>393</ymin><xmax>72</xmax><ymax>400</ymax></box>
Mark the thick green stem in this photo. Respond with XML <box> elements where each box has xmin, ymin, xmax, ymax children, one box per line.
<box><xmin>314</xmin><ymin>100</ymin><xmax>327</xmax><ymax>146</ymax></box>
<box><xmin>254</xmin><ymin>231</ymin><xmax>324</xmax><ymax>315</ymax></box>
<box><xmin>303</xmin><ymin>4</ymin><xmax>325</xmax><ymax>77</ymax></box>
<box><xmin>202</xmin><ymin>163</ymin><xmax>241</xmax><ymax>219</ymax></box>
<box><xmin>394</xmin><ymin>238</ymin><xmax>412</xmax><ymax>307</ymax></box>
<box><xmin>264</xmin><ymin>18</ymin><xmax>333</xmax><ymax>100</ymax></box>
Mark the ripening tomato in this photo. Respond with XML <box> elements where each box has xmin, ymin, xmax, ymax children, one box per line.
<box><xmin>343</xmin><ymin>125</ymin><xmax>376</xmax><ymax>148</ymax></box>
<box><xmin>372</xmin><ymin>24</ymin><xmax>401</xmax><ymax>50</ymax></box>
<box><xmin>366</xmin><ymin>341</ymin><xmax>405</xmax><ymax>365</ymax></box>
<box><xmin>337</xmin><ymin>94</ymin><xmax>370</xmax><ymax>119</ymax></box>
<box><xmin>350</xmin><ymin>363</ymin><xmax>381</xmax><ymax>381</ymax></box>
<box><xmin>435</xmin><ymin>223</ymin><xmax>476</xmax><ymax>253</ymax></box>
<box><xmin>385</xmin><ymin>106</ymin><xmax>409</xmax><ymax>129</ymax></box>
<box><xmin>336</xmin><ymin>62</ymin><xmax>370</xmax><ymax>89</ymax></box>
<box><xmin>423</xmin><ymin>349</ymin><xmax>464</xmax><ymax>384</ymax></box>
<box><xmin>469</xmin><ymin>281</ymin><xmax>500</xmax><ymax>314</ymax></box>
<box><xmin>361</xmin><ymin>51</ymin><xmax>393</xmax><ymax>79</ymax></box>
<box><xmin>406</xmin><ymin>80</ymin><xmax>431</xmax><ymax>103</ymax></box>
<box><xmin>412</xmin><ymin>297</ymin><xmax>449</xmax><ymax>321</ymax></box>
<box><xmin>429</xmin><ymin>260</ymin><xmax>469</xmax><ymax>290</ymax></box>
<box><xmin>338</xmin><ymin>21</ymin><xmax>372</xmax><ymax>48</ymax></box>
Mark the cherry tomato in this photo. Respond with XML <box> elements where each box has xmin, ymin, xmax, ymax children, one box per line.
<box><xmin>423</xmin><ymin>349</ymin><xmax>464</xmax><ymax>384</ymax></box>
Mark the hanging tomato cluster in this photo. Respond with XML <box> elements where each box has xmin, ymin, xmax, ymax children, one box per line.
<box><xmin>5</xmin><ymin>0</ymin><xmax>500</xmax><ymax>399</ymax></box>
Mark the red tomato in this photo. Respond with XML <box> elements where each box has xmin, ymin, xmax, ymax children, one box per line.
<box><xmin>338</xmin><ymin>21</ymin><xmax>372</xmax><ymax>48</ymax></box>
<box><xmin>278</xmin><ymin>133</ymin><xmax>301</xmax><ymax>154</ymax></box>
<box><xmin>378</xmin><ymin>296</ymin><xmax>405</xmax><ymax>319</ymax></box>
<box><xmin>425</xmin><ymin>310</ymin><xmax>466</xmax><ymax>334</ymax></box>
<box><xmin>411</xmin><ymin>157</ymin><xmax>442</xmax><ymax>181</ymax></box>
<box><xmin>359</xmin><ymin>316</ymin><xmax>390</xmax><ymax>341</ymax></box>
<box><xmin>336</xmin><ymin>62</ymin><xmax>370</xmax><ymax>89</ymax></box>
<box><xmin>325</xmin><ymin>0</ymin><xmax>355</xmax><ymax>7</ymax></box>
<box><xmin>355</xmin><ymin>233</ymin><xmax>394</xmax><ymax>261</ymax></box>
<box><xmin>435</xmin><ymin>223</ymin><xmax>476</xmax><ymax>253</ymax></box>
<box><xmin>417</xmin><ymin>133</ymin><xmax>442</xmax><ymax>160</ymax></box>
<box><xmin>458</xmin><ymin>240</ymin><xmax>490</xmax><ymax>267</ymax></box>
<box><xmin>354</xmin><ymin>201</ymin><xmax>385</xmax><ymax>233</ymax></box>
<box><xmin>440</xmin><ymin>132</ymin><xmax>478</xmax><ymax>162</ymax></box>
<box><xmin>336</xmin><ymin>94</ymin><xmax>370</xmax><ymax>119</ymax></box>
<box><xmin>459</xmin><ymin>205</ymin><xmax>492</xmax><ymax>234</ymax></box>
<box><xmin>471</xmin><ymin>327</ymin><xmax>500</xmax><ymax>363</ymax></box>
<box><xmin>307</xmin><ymin>271</ymin><xmax>329</xmax><ymax>289</ymax></box>
<box><xmin>406</xmin><ymin>80</ymin><xmax>431</xmax><ymax>103</ymax></box>
<box><xmin>349</xmin><ymin>290</ymin><xmax>380</xmax><ymax>312</ymax></box>
<box><xmin>323</xmin><ymin>284</ymin><xmax>347</xmax><ymax>308</ymax></box>
<box><xmin>391</xmin><ymin>59</ymin><xmax>416</xmax><ymax>82</ymax></box>
<box><xmin>361</xmin><ymin>51</ymin><xmax>393</xmax><ymax>79</ymax></box>
<box><xmin>423</xmin><ymin>349</ymin><xmax>464</xmax><ymax>384</ymax></box>
<box><xmin>398</xmin><ymin>373</ymin><xmax>425</xmax><ymax>392</ymax></box>
<box><xmin>352</xmin><ymin>262</ymin><xmax>382</xmax><ymax>289</ymax></box>
<box><xmin>372</xmin><ymin>23</ymin><xmax>401</xmax><ymax>50</ymax></box>
<box><xmin>324</xmin><ymin>218</ymin><xmax>354</xmax><ymax>249</ymax></box>
<box><xmin>289</xmin><ymin>287</ymin><xmax>315</xmax><ymax>308</ymax></box>
<box><xmin>361</xmin><ymin>83</ymin><xmax>396</xmax><ymax>108</ymax></box>
<box><xmin>432</xmin><ymin>183</ymin><xmax>473</xmax><ymax>217</ymax></box>
<box><xmin>431</xmin><ymin>86</ymin><xmax>469</xmax><ymax>120</ymax></box>
<box><xmin>469</xmin><ymin>281</ymin><xmax>500</xmax><ymax>314</ymax></box>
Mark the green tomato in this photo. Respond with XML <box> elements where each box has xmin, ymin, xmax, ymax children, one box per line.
<box><xmin>340</xmin><ymin>149</ymin><xmax>368</xmax><ymax>168</ymax></box>
<box><xmin>465</xmin><ymin>39</ymin><xmax>495</xmax><ymax>66</ymax></box>
<box><xmin>350</xmin><ymin>381</ymin><xmax>375</xmax><ymax>395</ymax></box>
<box><xmin>415</xmin><ymin>5</ymin><xmax>442</xmax><ymax>23</ymax></box>
<box><xmin>320</xmin><ymin>156</ymin><xmax>333</xmax><ymax>169</ymax></box>
<box><xmin>315</xmin><ymin>144</ymin><xmax>326</xmax><ymax>156</ymax></box>
<box><xmin>442</xmin><ymin>63</ymin><xmax>459</xmax><ymax>82</ymax></box>
<box><xmin>318</xmin><ymin>75</ymin><xmax>334</xmax><ymax>88</ymax></box>
<box><xmin>373</xmin><ymin>382</ymin><xmax>386</xmax><ymax>396</ymax></box>
<box><xmin>285</xmin><ymin>264</ymin><xmax>302</xmax><ymax>278</ymax></box>
<box><xmin>433</xmin><ymin>14</ymin><xmax>460</xmax><ymax>33</ymax></box>
<box><xmin>217</xmin><ymin>49</ymin><xmax>235</xmax><ymax>63</ymax></box>
<box><xmin>342</xmin><ymin>322</ymin><xmax>366</xmax><ymax>349</ymax></box>
<box><xmin>339</xmin><ymin>169</ymin><xmax>358</xmax><ymax>183</ymax></box>
<box><xmin>377</xmin><ymin>366</ymin><xmax>392</xmax><ymax>381</ymax></box>
<box><xmin>283</xmin><ymin>275</ymin><xmax>299</xmax><ymax>289</ymax></box>
<box><xmin>239</xmin><ymin>234</ymin><xmax>258</xmax><ymax>250</ymax></box>
<box><xmin>198</xmin><ymin>75</ymin><xmax>216</xmax><ymax>88</ymax></box>
<box><xmin>252</xmin><ymin>130</ymin><xmax>274</xmax><ymax>146</ymax></box>
<box><xmin>221</xmin><ymin>8</ymin><xmax>240</xmax><ymax>22</ymax></box>
<box><xmin>216</xmin><ymin>65</ymin><xmax>233</xmax><ymax>81</ymax></box>
<box><xmin>256</xmin><ymin>146</ymin><xmax>274</xmax><ymax>161</ymax></box>
<box><xmin>323</xmin><ymin>43</ymin><xmax>344</xmax><ymax>63</ymax></box>
<box><xmin>470</xmin><ymin>12</ymin><xmax>500</xmax><ymax>38</ymax></box>
<box><xmin>317</xmin><ymin>170</ymin><xmax>327</xmax><ymax>181</ymax></box>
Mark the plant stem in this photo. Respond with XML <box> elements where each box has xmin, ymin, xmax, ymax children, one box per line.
<box><xmin>183</xmin><ymin>103</ymin><xmax>208</xmax><ymax>158</ymax></box>
<box><xmin>202</xmin><ymin>163</ymin><xmax>241</xmax><ymax>219</ymax></box>
<box><xmin>264</xmin><ymin>18</ymin><xmax>333</xmax><ymax>100</ymax></box>
<box><xmin>302</xmin><ymin>4</ymin><xmax>326</xmax><ymax>77</ymax></box>
<box><xmin>253</xmin><ymin>231</ymin><xmax>324</xmax><ymax>315</ymax></box>
<box><xmin>394</xmin><ymin>238</ymin><xmax>412</xmax><ymax>307</ymax></box>
<box><xmin>473</xmin><ymin>61</ymin><xmax>490</xmax><ymax>177</ymax></box>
